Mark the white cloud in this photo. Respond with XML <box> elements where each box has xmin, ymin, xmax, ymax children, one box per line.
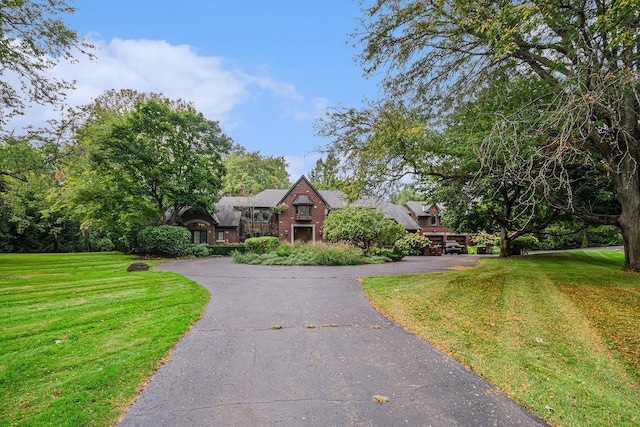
<box><xmin>285</xmin><ymin>152</ymin><xmax>322</xmax><ymax>180</ymax></box>
<box><xmin>288</xmin><ymin>97</ymin><xmax>331</xmax><ymax>122</ymax></box>
<box><xmin>6</xmin><ymin>37</ymin><xmax>311</xmax><ymax>133</ymax></box>
<box><xmin>61</xmin><ymin>38</ymin><xmax>250</xmax><ymax>121</ymax></box>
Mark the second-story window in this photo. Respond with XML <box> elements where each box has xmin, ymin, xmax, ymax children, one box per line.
<box><xmin>295</xmin><ymin>205</ymin><xmax>311</xmax><ymax>217</ymax></box>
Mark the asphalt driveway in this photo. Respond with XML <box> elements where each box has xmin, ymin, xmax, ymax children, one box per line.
<box><xmin>119</xmin><ymin>256</ymin><xmax>547</xmax><ymax>426</ymax></box>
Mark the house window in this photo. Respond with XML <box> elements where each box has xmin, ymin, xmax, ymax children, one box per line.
<box><xmin>245</xmin><ymin>208</ymin><xmax>270</xmax><ymax>223</ymax></box>
<box><xmin>192</xmin><ymin>230</ymin><xmax>207</xmax><ymax>244</ymax></box>
<box><xmin>217</xmin><ymin>231</ymin><xmax>225</xmax><ymax>242</ymax></box>
<box><xmin>430</xmin><ymin>215</ymin><xmax>437</xmax><ymax>226</ymax></box>
<box><xmin>295</xmin><ymin>205</ymin><xmax>312</xmax><ymax>219</ymax></box>
<box><xmin>189</xmin><ymin>222</ymin><xmax>208</xmax><ymax>244</ymax></box>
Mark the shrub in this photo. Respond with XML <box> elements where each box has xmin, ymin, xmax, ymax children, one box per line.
<box><xmin>314</xmin><ymin>242</ymin><xmax>364</xmax><ymax>265</ymax></box>
<box><xmin>275</xmin><ymin>243</ymin><xmax>294</xmax><ymax>257</ymax></box>
<box><xmin>365</xmin><ymin>246</ymin><xmax>404</xmax><ymax>262</ymax></box>
<box><xmin>137</xmin><ymin>226</ymin><xmax>192</xmax><ymax>257</ymax></box>
<box><xmin>190</xmin><ymin>245</ymin><xmax>210</xmax><ymax>257</ymax></box>
<box><xmin>393</xmin><ymin>233</ymin><xmax>431</xmax><ymax>256</ymax></box>
<box><xmin>472</xmin><ymin>231</ymin><xmax>500</xmax><ymax>247</ymax></box>
<box><xmin>208</xmin><ymin>244</ymin><xmax>245</xmax><ymax>256</ymax></box>
<box><xmin>96</xmin><ymin>237</ymin><xmax>115</xmax><ymax>252</ymax></box>
<box><xmin>244</xmin><ymin>236</ymin><xmax>281</xmax><ymax>254</ymax></box>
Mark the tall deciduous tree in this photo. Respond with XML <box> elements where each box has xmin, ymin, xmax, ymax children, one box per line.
<box><xmin>222</xmin><ymin>145</ymin><xmax>290</xmax><ymax>196</ymax></box>
<box><xmin>0</xmin><ymin>0</ymin><xmax>93</xmax><ymax>127</ymax></box>
<box><xmin>357</xmin><ymin>0</ymin><xmax>640</xmax><ymax>271</ymax></box>
<box><xmin>316</xmin><ymin>100</ymin><xmax>454</xmax><ymax>195</ymax></box>
<box><xmin>51</xmin><ymin>91</ymin><xmax>231</xmax><ymax>247</ymax></box>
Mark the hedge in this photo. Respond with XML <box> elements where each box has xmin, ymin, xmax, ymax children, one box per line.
<box><xmin>207</xmin><ymin>244</ymin><xmax>246</xmax><ymax>256</ymax></box>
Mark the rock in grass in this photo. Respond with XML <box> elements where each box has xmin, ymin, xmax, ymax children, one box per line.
<box><xmin>127</xmin><ymin>262</ymin><xmax>150</xmax><ymax>272</ymax></box>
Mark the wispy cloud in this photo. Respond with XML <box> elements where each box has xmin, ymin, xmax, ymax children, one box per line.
<box><xmin>7</xmin><ymin>37</ymin><xmax>318</xmax><ymax>133</ymax></box>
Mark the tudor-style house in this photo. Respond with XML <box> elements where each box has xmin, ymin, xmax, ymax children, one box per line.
<box><xmin>174</xmin><ymin>175</ymin><xmax>469</xmax><ymax>247</ymax></box>
<box><xmin>403</xmin><ymin>201</ymin><xmax>471</xmax><ymax>247</ymax></box>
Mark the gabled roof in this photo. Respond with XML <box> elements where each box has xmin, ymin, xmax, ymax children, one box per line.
<box><xmin>214</xmin><ymin>197</ymin><xmax>244</xmax><ymax>227</ymax></box>
<box><xmin>277</xmin><ymin>175</ymin><xmax>333</xmax><ymax>208</ymax></box>
<box><xmin>292</xmin><ymin>194</ymin><xmax>314</xmax><ymax>205</ymax></box>
<box><xmin>161</xmin><ymin>206</ymin><xmax>220</xmax><ymax>225</ymax></box>
<box><xmin>352</xmin><ymin>196</ymin><xmax>421</xmax><ymax>231</ymax></box>
<box><xmin>405</xmin><ymin>201</ymin><xmax>444</xmax><ymax>217</ymax></box>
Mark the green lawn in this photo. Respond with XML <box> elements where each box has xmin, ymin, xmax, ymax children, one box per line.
<box><xmin>0</xmin><ymin>252</ymin><xmax>209</xmax><ymax>426</ymax></box>
<box><xmin>362</xmin><ymin>249</ymin><xmax>640</xmax><ymax>427</ymax></box>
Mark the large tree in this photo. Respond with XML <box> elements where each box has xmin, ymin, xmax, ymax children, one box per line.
<box><xmin>1</xmin><ymin>0</ymin><xmax>93</xmax><ymax>228</ymax></box>
<box><xmin>357</xmin><ymin>0</ymin><xmax>640</xmax><ymax>271</ymax></box>
<box><xmin>50</xmin><ymin>91</ymin><xmax>231</xmax><ymax>247</ymax></box>
<box><xmin>222</xmin><ymin>145</ymin><xmax>290</xmax><ymax>196</ymax></box>
<box><xmin>0</xmin><ymin>0</ymin><xmax>93</xmax><ymax>127</ymax></box>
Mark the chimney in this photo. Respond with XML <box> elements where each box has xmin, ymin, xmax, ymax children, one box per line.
<box><xmin>238</xmin><ymin>184</ymin><xmax>245</xmax><ymax>197</ymax></box>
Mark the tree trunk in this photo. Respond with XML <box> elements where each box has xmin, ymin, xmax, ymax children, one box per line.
<box><xmin>614</xmin><ymin>155</ymin><xmax>640</xmax><ymax>272</ymax></box>
<box><xmin>499</xmin><ymin>225</ymin><xmax>510</xmax><ymax>258</ymax></box>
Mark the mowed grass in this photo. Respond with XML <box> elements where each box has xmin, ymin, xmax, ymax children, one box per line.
<box><xmin>0</xmin><ymin>252</ymin><xmax>210</xmax><ymax>426</ymax></box>
<box><xmin>363</xmin><ymin>250</ymin><xmax>639</xmax><ymax>427</ymax></box>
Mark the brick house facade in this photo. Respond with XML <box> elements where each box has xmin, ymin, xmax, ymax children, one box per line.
<box><xmin>173</xmin><ymin>176</ymin><xmax>468</xmax><ymax>247</ymax></box>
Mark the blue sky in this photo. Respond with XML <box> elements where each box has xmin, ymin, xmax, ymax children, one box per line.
<box><xmin>38</xmin><ymin>1</ymin><xmax>380</xmax><ymax>179</ymax></box>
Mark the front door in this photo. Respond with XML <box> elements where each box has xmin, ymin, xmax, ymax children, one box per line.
<box><xmin>293</xmin><ymin>226</ymin><xmax>313</xmax><ymax>243</ymax></box>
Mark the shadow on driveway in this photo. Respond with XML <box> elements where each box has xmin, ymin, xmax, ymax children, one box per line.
<box><xmin>119</xmin><ymin>256</ymin><xmax>547</xmax><ymax>427</ymax></box>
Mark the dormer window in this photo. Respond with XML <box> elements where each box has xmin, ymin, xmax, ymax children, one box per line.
<box><xmin>292</xmin><ymin>194</ymin><xmax>313</xmax><ymax>221</ymax></box>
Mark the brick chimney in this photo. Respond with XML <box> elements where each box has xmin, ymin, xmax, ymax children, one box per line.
<box><xmin>238</xmin><ymin>184</ymin><xmax>245</xmax><ymax>197</ymax></box>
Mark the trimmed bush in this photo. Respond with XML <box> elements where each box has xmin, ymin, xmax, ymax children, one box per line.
<box><xmin>208</xmin><ymin>244</ymin><xmax>245</xmax><ymax>256</ymax></box>
<box><xmin>137</xmin><ymin>226</ymin><xmax>192</xmax><ymax>257</ymax></box>
<box><xmin>244</xmin><ymin>236</ymin><xmax>281</xmax><ymax>254</ymax></box>
<box><xmin>190</xmin><ymin>245</ymin><xmax>210</xmax><ymax>257</ymax></box>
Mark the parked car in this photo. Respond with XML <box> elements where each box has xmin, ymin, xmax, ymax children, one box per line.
<box><xmin>443</xmin><ymin>241</ymin><xmax>463</xmax><ymax>255</ymax></box>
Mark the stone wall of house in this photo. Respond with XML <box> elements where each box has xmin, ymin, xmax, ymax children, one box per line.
<box><xmin>277</xmin><ymin>178</ymin><xmax>329</xmax><ymax>245</ymax></box>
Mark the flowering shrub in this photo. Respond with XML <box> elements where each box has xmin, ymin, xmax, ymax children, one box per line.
<box><xmin>393</xmin><ymin>233</ymin><xmax>432</xmax><ymax>256</ymax></box>
<box><xmin>472</xmin><ymin>231</ymin><xmax>500</xmax><ymax>247</ymax></box>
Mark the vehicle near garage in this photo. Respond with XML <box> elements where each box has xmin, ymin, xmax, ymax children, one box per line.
<box><xmin>443</xmin><ymin>241</ymin><xmax>463</xmax><ymax>254</ymax></box>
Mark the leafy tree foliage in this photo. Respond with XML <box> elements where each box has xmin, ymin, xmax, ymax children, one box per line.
<box><xmin>0</xmin><ymin>139</ymin><xmax>83</xmax><ymax>252</ymax></box>
<box><xmin>355</xmin><ymin>1</ymin><xmax>640</xmax><ymax>270</ymax></box>
<box><xmin>50</xmin><ymin>90</ymin><xmax>231</xmax><ymax>249</ymax></box>
<box><xmin>0</xmin><ymin>0</ymin><xmax>93</xmax><ymax>127</ymax></box>
<box><xmin>222</xmin><ymin>145</ymin><xmax>290</xmax><ymax>196</ymax></box>
<box><xmin>317</xmin><ymin>100</ymin><xmax>453</xmax><ymax>197</ymax></box>
<box><xmin>323</xmin><ymin>206</ymin><xmax>406</xmax><ymax>248</ymax></box>
<box><xmin>389</xmin><ymin>184</ymin><xmax>427</xmax><ymax>205</ymax></box>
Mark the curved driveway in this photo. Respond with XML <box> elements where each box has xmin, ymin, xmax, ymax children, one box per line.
<box><xmin>119</xmin><ymin>256</ymin><xmax>547</xmax><ymax>427</ymax></box>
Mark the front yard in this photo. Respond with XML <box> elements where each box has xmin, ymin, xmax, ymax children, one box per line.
<box><xmin>0</xmin><ymin>253</ymin><xmax>209</xmax><ymax>426</ymax></box>
<box><xmin>363</xmin><ymin>249</ymin><xmax>639</xmax><ymax>426</ymax></box>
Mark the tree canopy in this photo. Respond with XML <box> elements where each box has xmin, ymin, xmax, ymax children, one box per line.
<box><xmin>322</xmin><ymin>206</ymin><xmax>406</xmax><ymax>248</ymax></box>
<box><xmin>351</xmin><ymin>0</ymin><xmax>640</xmax><ymax>270</ymax></box>
<box><xmin>0</xmin><ymin>0</ymin><xmax>94</xmax><ymax>127</ymax></box>
<box><xmin>222</xmin><ymin>145</ymin><xmax>290</xmax><ymax>196</ymax></box>
<box><xmin>49</xmin><ymin>91</ymin><xmax>231</xmax><ymax>248</ymax></box>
